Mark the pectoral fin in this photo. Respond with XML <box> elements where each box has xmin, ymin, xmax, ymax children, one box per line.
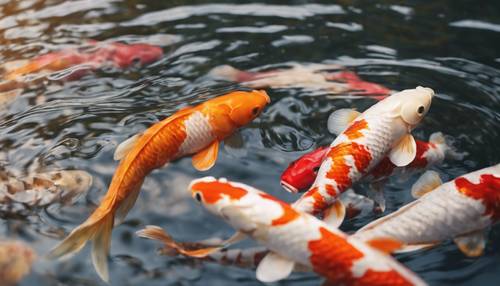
<box><xmin>256</xmin><ymin>252</ymin><xmax>295</xmax><ymax>282</ymax></box>
<box><xmin>327</xmin><ymin>108</ymin><xmax>361</xmax><ymax>135</ymax></box>
<box><xmin>389</xmin><ymin>134</ymin><xmax>417</xmax><ymax>167</ymax></box>
<box><xmin>192</xmin><ymin>141</ymin><xmax>219</xmax><ymax>171</ymax></box>
<box><xmin>411</xmin><ymin>170</ymin><xmax>443</xmax><ymax>198</ymax></box>
<box><xmin>454</xmin><ymin>230</ymin><xmax>485</xmax><ymax>257</ymax></box>
<box><xmin>323</xmin><ymin>200</ymin><xmax>346</xmax><ymax>228</ymax></box>
<box><xmin>114</xmin><ymin>133</ymin><xmax>142</xmax><ymax>160</ymax></box>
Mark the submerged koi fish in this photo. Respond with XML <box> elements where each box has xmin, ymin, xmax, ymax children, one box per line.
<box><xmin>141</xmin><ymin>177</ymin><xmax>425</xmax><ymax>285</ymax></box>
<box><xmin>0</xmin><ymin>169</ymin><xmax>93</xmax><ymax>209</ymax></box>
<box><xmin>0</xmin><ymin>240</ymin><xmax>36</xmax><ymax>286</ymax></box>
<box><xmin>0</xmin><ymin>41</ymin><xmax>163</xmax><ymax>92</ymax></box>
<box><xmin>48</xmin><ymin>90</ymin><xmax>270</xmax><ymax>282</ymax></box>
<box><xmin>291</xmin><ymin>87</ymin><xmax>434</xmax><ymax>223</ymax></box>
<box><xmin>354</xmin><ymin>164</ymin><xmax>500</xmax><ymax>257</ymax></box>
<box><xmin>210</xmin><ymin>64</ymin><xmax>391</xmax><ymax>97</ymax></box>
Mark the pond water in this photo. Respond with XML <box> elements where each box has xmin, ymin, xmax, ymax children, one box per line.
<box><xmin>1</xmin><ymin>1</ymin><xmax>500</xmax><ymax>285</ymax></box>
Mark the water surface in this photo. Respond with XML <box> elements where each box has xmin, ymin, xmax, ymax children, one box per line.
<box><xmin>0</xmin><ymin>1</ymin><xmax>499</xmax><ymax>285</ymax></box>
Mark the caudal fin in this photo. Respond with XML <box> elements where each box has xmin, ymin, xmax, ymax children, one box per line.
<box><xmin>48</xmin><ymin>212</ymin><xmax>114</xmax><ymax>282</ymax></box>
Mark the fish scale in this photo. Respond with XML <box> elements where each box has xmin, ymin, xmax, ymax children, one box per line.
<box><xmin>355</xmin><ymin>165</ymin><xmax>500</xmax><ymax>248</ymax></box>
<box><xmin>185</xmin><ymin>177</ymin><xmax>425</xmax><ymax>285</ymax></box>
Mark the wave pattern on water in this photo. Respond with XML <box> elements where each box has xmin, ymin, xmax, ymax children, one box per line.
<box><xmin>0</xmin><ymin>1</ymin><xmax>498</xmax><ymax>285</ymax></box>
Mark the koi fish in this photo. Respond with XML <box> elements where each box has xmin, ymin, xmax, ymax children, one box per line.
<box><xmin>291</xmin><ymin>86</ymin><xmax>434</xmax><ymax>223</ymax></box>
<box><xmin>144</xmin><ymin>177</ymin><xmax>426</xmax><ymax>285</ymax></box>
<box><xmin>354</xmin><ymin>164</ymin><xmax>500</xmax><ymax>257</ymax></box>
<box><xmin>0</xmin><ymin>169</ymin><xmax>93</xmax><ymax>209</ymax></box>
<box><xmin>281</xmin><ymin>133</ymin><xmax>454</xmax><ymax>194</ymax></box>
<box><xmin>0</xmin><ymin>240</ymin><xmax>36</xmax><ymax>286</ymax></box>
<box><xmin>209</xmin><ymin>64</ymin><xmax>391</xmax><ymax>97</ymax></box>
<box><xmin>48</xmin><ymin>90</ymin><xmax>270</xmax><ymax>282</ymax></box>
<box><xmin>0</xmin><ymin>41</ymin><xmax>163</xmax><ymax>91</ymax></box>
<box><xmin>282</xmin><ymin>132</ymin><xmax>461</xmax><ymax>212</ymax></box>
<box><xmin>138</xmin><ymin>190</ymin><xmax>375</xmax><ymax>270</ymax></box>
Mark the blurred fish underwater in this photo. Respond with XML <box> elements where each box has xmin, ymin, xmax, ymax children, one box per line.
<box><xmin>0</xmin><ymin>1</ymin><xmax>499</xmax><ymax>286</ymax></box>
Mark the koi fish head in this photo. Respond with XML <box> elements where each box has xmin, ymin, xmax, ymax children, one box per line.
<box><xmin>189</xmin><ymin>177</ymin><xmax>298</xmax><ymax>231</ymax></box>
<box><xmin>366</xmin><ymin>86</ymin><xmax>434</xmax><ymax>130</ymax></box>
<box><xmin>280</xmin><ymin>146</ymin><xmax>329</xmax><ymax>193</ymax></box>
<box><xmin>208</xmin><ymin>90</ymin><xmax>270</xmax><ymax>129</ymax></box>
<box><xmin>189</xmin><ymin>177</ymin><xmax>251</xmax><ymax>217</ymax></box>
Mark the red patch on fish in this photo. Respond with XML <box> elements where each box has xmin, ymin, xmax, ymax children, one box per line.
<box><xmin>303</xmin><ymin>187</ymin><xmax>328</xmax><ymax>215</ymax></box>
<box><xmin>344</xmin><ymin>119</ymin><xmax>369</xmax><ymax>140</ymax></box>
<box><xmin>191</xmin><ymin>181</ymin><xmax>247</xmax><ymax>204</ymax></box>
<box><xmin>259</xmin><ymin>193</ymin><xmax>300</xmax><ymax>226</ymax></box>
<box><xmin>455</xmin><ymin>174</ymin><xmax>500</xmax><ymax>221</ymax></box>
<box><xmin>407</xmin><ymin>141</ymin><xmax>432</xmax><ymax>169</ymax></box>
<box><xmin>325</xmin><ymin>142</ymin><xmax>372</xmax><ymax>191</ymax></box>
<box><xmin>309</xmin><ymin>227</ymin><xmax>413</xmax><ymax>285</ymax></box>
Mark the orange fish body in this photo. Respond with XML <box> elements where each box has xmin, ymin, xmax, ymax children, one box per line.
<box><xmin>49</xmin><ymin>90</ymin><xmax>270</xmax><ymax>282</ymax></box>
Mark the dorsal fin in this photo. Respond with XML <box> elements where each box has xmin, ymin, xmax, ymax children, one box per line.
<box><xmin>114</xmin><ymin>133</ymin><xmax>143</xmax><ymax>161</ymax></box>
<box><xmin>327</xmin><ymin>109</ymin><xmax>361</xmax><ymax>135</ymax></box>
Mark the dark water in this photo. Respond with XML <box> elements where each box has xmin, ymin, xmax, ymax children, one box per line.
<box><xmin>0</xmin><ymin>1</ymin><xmax>499</xmax><ymax>285</ymax></box>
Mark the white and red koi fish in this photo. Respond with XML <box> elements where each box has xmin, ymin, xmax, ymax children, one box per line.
<box><xmin>209</xmin><ymin>64</ymin><xmax>391</xmax><ymax>98</ymax></box>
<box><xmin>1</xmin><ymin>41</ymin><xmax>163</xmax><ymax>82</ymax></box>
<box><xmin>282</xmin><ymin>132</ymin><xmax>461</xmax><ymax>212</ymax></box>
<box><xmin>48</xmin><ymin>90</ymin><xmax>270</xmax><ymax>282</ymax></box>
<box><xmin>281</xmin><ymin>132</ymin><xmax>454</xmax><ymax>194</ymax></box>
<box><xmin>0</xmin><ymin>41</ymin><xmax>163</xmax><ymax>96</ymax></box>
<box><xmin>291</xmin><ymin>87</ymin><xmax>434</xmax><ymax>223</ymax></box>
<box><xmin>354</xmin><ymin>164</ymin><xmax>500</xmax><ymax>257</ymax></box>
<box><xmin>142</xmin><ymin>177</ymin><xmax>426</xmax><ymax>285</ymax></box>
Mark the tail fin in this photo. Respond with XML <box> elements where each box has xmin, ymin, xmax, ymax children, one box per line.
<box><xmin>48</xmin><ymin>212</ymin><xmax>114</xmax><ymax>282</ymax></box>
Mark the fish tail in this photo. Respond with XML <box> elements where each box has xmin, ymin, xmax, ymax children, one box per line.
<box><xmin>48</xmin><ymin>210</ymin><xmax>115</xmax><ymax>282</ymax></box>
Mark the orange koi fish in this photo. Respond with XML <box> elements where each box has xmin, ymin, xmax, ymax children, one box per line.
<box><xmin>48</xmin><ymin>90</ymin><xmax>270</xmax><ymax>282</ymax></box>
<box><xmin>140</xmin><ymin>177</ymin><xmax>426</xmax><ymax>285</ymax></box>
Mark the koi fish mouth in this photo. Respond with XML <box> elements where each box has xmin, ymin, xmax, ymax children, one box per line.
<box><xmin>280</xmin><ymin>181</ymin><xmax>299</xmax><ymax>194</ymax></box>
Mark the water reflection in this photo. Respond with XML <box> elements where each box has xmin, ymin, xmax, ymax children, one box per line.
<box><xmin>0</xmin><ymin>1</ymin><xmax>498</xmax><ymax>285</ymax></box>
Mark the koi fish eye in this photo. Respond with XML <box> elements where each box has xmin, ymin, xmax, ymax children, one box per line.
<box><xmin>312</xmin><ymin>166</ymin><xmax>320</xmax><ymax>174</ymax></box>
<box><xmin>417</xmin><ymin>105</ymin><xmax>425</xmax><ymax>114</ymax></box>
<box><xmin>252</xmin><ymin>107</ymin><xmax>260</xmax><ymax>115</ymax></box>
<box><xmin>194</xmin><ymin>192</ymin><xmax>203</xmax><ymax>203</ymax></box>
